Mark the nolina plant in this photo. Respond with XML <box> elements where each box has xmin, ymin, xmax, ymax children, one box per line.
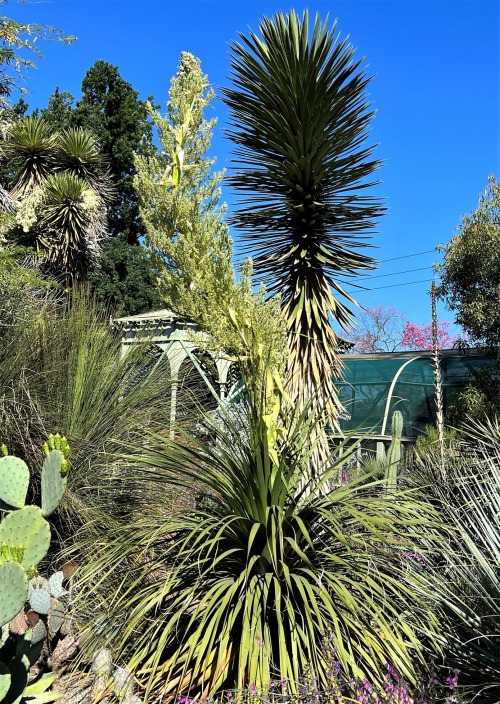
<box><xmin>74</xmin><ymin>369</ymin><xmax>446</xmax><ymax>701</ymax></box>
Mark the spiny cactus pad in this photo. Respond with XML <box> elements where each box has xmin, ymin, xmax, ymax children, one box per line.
<box><xmin>48</xmin><ymin>598</ymin><xmax>65</xmax><ymax>636</ymax></box>
<box><xmin>0</xmin><ymin>506</ymin><xmax>51</xmax><ymax>570</ymax></box>
<box><xmin>9</xmin><ymin>609</ymin><xmax>29</xmax><ymax>635</ymax></box>
<box><xmin>31</xmin><ymin>619</ymin><xmax>48</xmax><ymax>646</ymax></box>
<box><xmin>48</xmin><ymin>571</ymin><xmax>66</xmax><ymax>599</ymax></box>
<box><xmin>29</xmin><ymin>576</ymin><xmax>49</xmax><ymax>597</ymax></box>
<box><xmin>0</xmin><ymin>456</ymin><xmax>29</xmax><ymax>509</ymax></box>
<box><xmin>0</xmin><ymin>561</ymin><xmax>28</xmax><ymax>627</ymax></box>
<box><xmin>29</xmin><ymin>588</ymin><xmax>51</xmax><ymax>615</ymax></box>
<box><xmin>41</xmin><ymin>450</ymin><xmax>68</xmax><ymax>518</ymax></box>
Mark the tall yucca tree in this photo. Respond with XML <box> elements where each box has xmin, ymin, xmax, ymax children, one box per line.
<box><xmin>222</xmin><ymin>10</ymin><xmax>384</xmax><ymax>418</ymax></box>
<box><xmin>0</xmin><ymin>116</ymin><xmax>111</xmax><ymax>282</ymax></box>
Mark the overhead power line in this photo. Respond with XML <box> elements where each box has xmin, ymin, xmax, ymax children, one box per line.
<box><xmin>363</xmin><ymin>265</ymin><xmax>431</xmax><ymax>280</ymax></box>
<box><xmin>378</xmin><ymin>249</ymin><xmax>436</xmax><ymax>263</ymax></box>
<box><xmin>347</xmin><ymin>278</ymin><xmax>435</xmax><ymax>293</ymax></box>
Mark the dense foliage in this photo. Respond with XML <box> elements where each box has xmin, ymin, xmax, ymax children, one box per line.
<box><xmin>75</xmin><ymin>380</ymin><xmax>445</xmax><ymax>701</ymax></box>
<box><xmin>40</xmin><ymin>60</ymin><xmax>152</xmax><ymax>245</ymax></box>
<box><xmin>36</xmin><ymin>61</ymin><xmax>159</xmax><ymax>313</ymax></box>
<box><xmin>410</xmin><ymin>417</ymin><xmax>500</xmax><ymax>703</ymax></box>
<box><xmin>438</xmin><ymin>176</ymin><xmax>500</xmax><ymax>350</ymax></box>
<box><xmin>86</xmin><ymin>235</ymin><xmax>162</xmax><ymax>315</ymax></box>
<box><xmin>0</xmin><ymin>292</ymin><xmax>174</xmax><ymax>542</ymax></box>
<box><xmin>1</xmin><ymin>7</ymin><xmax>500</xmax><ymax>704</ymax></box>
<box><xmin>438</xmin><ymin>176</ymin><xmax>500</xmax><ymax>416</ymax></box>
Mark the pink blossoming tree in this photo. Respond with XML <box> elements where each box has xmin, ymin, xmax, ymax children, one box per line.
<box><xmin>347</xmin><ymin>306</ymin><xmax>461</xmax><ymax>352</ymax></box>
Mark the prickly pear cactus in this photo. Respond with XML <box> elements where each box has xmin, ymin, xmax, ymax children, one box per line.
<box><xmin>0</xmin><ymin>562</ymin><xmax>28</xmax><ymax>627</ymax></box>
<box><xmin>41</xmin><ymin>435</ymin><xmax>69</xmax><ymax>519</ymax></box>
<box><xmin>0</xmin><ymin>506</ymin><xmax>51</xmax><ymax>572</ymax></box>
<box><xmin>48</xmin><ymin>571</ymin><xmax>66</xmax><ymax>599</ymax></box>
<box><xmin>0</xmin><ymin>437</ymin><xmax>70</xmax><ymax>703</ymax></box>
<box><xmin>0</xmin><ymin>456</ymin><xmax>29</xmax><ymax>509</ymax></box>
<box><xmin>28</xmin><ymin>589</ymin><xmax>51</xmax><ymax>616</ymax></box>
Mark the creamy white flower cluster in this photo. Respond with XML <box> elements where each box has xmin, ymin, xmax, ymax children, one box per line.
<box><xmin>80</xmin><ymin>188</ymin><xmax>100</xmax><ymax>213</ymax></box>
<box><xmin>15</xmin><ymin>191</ymin><xmax>41</xmax><ymax>233</ymax></box>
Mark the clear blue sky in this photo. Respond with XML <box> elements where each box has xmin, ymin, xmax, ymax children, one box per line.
<box><xmin>7</xmin><ymin>0</ymin><xmax>500</xmax><ymax>328</ymax></box>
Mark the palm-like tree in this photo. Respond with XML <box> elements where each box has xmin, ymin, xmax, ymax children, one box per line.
<box><xmin>0</xmin><ymin>116</ymin><xmax>111</xmax><ymax>282</ymax></box>
<box><xmin>222</xmin><ymin>10</ymin><xmax>384</xmax><ymax>418</ymax></box>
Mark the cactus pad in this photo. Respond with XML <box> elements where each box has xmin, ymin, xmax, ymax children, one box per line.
<box><xmin>9</xmin><ymin>608</ymin><xmax>28</xmax><ymax>635</ymax></box>
<box><xmin>48</xmin><ymin>598</ymin><xmax>65</xmax><ymax>636</ymax></box>
<box><xmin>31</xmin><ymin>619</ymin><xmax>48</xmax><ymax>645</ymax></box>
<box><xmin>29</xmin><ymin>576</ymin><xmax>49</xmax><ymax>597</ymax></box>
<box><xmin>41</xmin><ymin>450</ymin><xmax>68</xmax><ymax>518</ymax></box>
<box><xmin>26</xmin><ymin>610</ymin><xmax>39</xmax><ymax>627</ymax></box>
<box><xmin>29</xmin><ymin>588</ymin><xmax>51</xmax><ymax>615</ymax></box>
<box><xmin>0</xmin><ymin>455</ymin><xmax>29</xmax><ymax>509</ymax></box>
<box><xmin>0</xmin><ymin>561</ymin><xmax>28</xmax><ymax>627</ymax></box>
<box><xmin>62</xmin><ymin>561</ymin><xmax>78</xmax><ymax>578</ymax></box>
<box><xmin>48</xmin><ymin>571</ymin><xmax>66</xmax><ymax>598</ymax></box>
<box><xmin>0</xmin><ymin>506</ymin><xmax>51</xmax><ymax>570</ymax></box>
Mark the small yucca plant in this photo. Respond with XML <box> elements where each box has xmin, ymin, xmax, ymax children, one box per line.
<box><xmin>39</xmin><ymin>173</ymin><xmax>107</xmax><ymax>280</ymax></box>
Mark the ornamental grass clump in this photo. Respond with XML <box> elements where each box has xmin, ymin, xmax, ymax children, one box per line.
<box><xmin>410</xmin><ymin>416</ymin><xmax>500</xmax><ymax>704</ymax></box>
<box><xmin>74</xmin><ymin>373</ymin><xmax>447</xmax><ymax>702</ymax></box>
<box><xmin>0</xmin><ymin>290</ymin><xmax>175</xmax><ymax>545</ymax></box>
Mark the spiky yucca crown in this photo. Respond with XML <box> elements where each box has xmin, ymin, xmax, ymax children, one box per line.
<box><xmin>222</xmin><ymin>10</ymin><xmax>384</xmax><ymax>415</ymax></box>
